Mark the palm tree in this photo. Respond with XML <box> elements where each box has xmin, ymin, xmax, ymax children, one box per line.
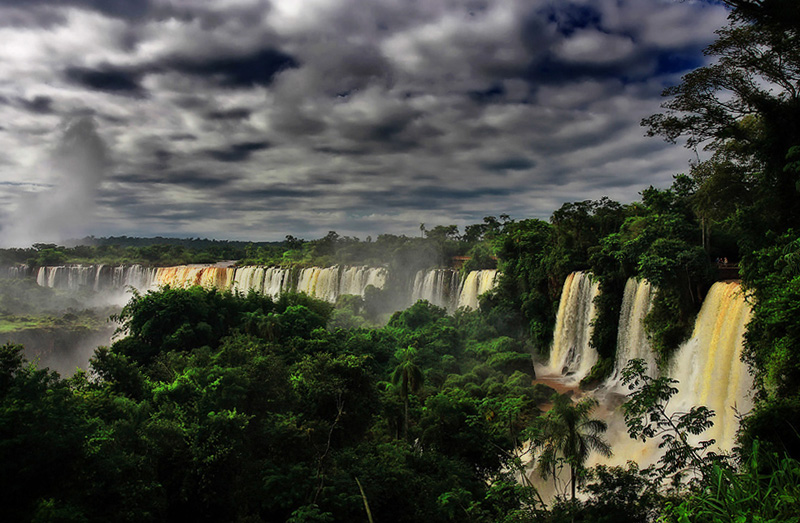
<box><xmin>533</xmin><ymin>394</ymin><xmax>612</xmax><ymax>502</ymax></box>
<box><xmin>391</xmin><ymin>346</ymin><xmax>424</xmax><ymax>442</ymax></box>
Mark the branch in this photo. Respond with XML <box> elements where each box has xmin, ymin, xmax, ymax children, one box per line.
<box><xmin>312</xmin><ymin>393</ymin><xmax>344</xmax><ymax>505</ymax></box>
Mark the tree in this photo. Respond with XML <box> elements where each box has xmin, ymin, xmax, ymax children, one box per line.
<box><xmin>531</xmin><ymin>393</ymin><xmax>611</xmax><ymax>502</ymax></box>
<box><xmin>621</xmin><ymin>359</ymin><xmax>718</xmax><ymax>482</ymax></box>
<box><xmin>0</xmin><ymin>344</ymin><xmax>91</xmax><ymax>521</ymax></box>
<box><xmin>391</xmin><ymin>346</ymin><xmax>425</xmax><ymax>442</ymax></box>
<box><xmin>643</xmin><ymin>0</ymin><xmax>800</xmax><ymax>236</ymax></box>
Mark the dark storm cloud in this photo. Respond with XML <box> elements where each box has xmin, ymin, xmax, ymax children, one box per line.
<box><xmin>112</xmin><ymin>170</ymin><xmax>240</xmax><ymax>189</ymax></box>
<box><xmin>481</xmin><ymin>157</ymin><xmax>536</xmax><ymax>173</ymax></box>
<box><xmin>168</xmin><ymin>170</ymin><xmax>240</xmax><ymax>189</ymax></box>
<box><xmin>515</xmin><ymin>2</ymin><xmax>713</xmax><ymax>88</ymax></box>
<box><xmin>0</xmin><ymin>0</ymin><xmax>732</xmax><ymax>242</ymax></box>
<box><xmin>541</xmin><ymin>2</ymin><xmax>603</xmax><ymax>36</ymax></box>
<box><xmin>224</xmin><ymin>184</ymin><xmax>326</xmax><ymax>201</ymax></box>
<box><xmin>169</xmin><ymin>133</ymin><xmax>198</xmax><ymax>142</ymax></box>
<box><xmin>0</xmin><ymin>181</ymin><xmax>51</xmax><ymax>188</ymax></box>
<box><xmin>63</xmin><ymin>46</ymin><xmax>297</xmax><ymax>98</ymax></box>
<box><xmin>203</xmin><ymin>142</ymin><xmax>271</xmax><ymax>163</ymax></box>
<box><xmin>468</xmin><ymin>84</ymin><xmax>507</xmax><ymax>103</ymax></box>
<box><xmin>18</xmin><ymin>96</ymin><xmax>54</xmax><ymax>114</ymax></box>
<box><xmin>166</xmin><ymin>48</ymin><xmax>299</xmax><ymax>88</ymax></box>
<box><xmin>351</xmin><ymin>185</ymin><xmax>519</xmax><ymax>211</ymax></box>
<box><xmin>206</xmin><ymin>108</ymin><xmax>252</xmax><ymax>121</ymax></box>
<box><xmin>81</xmin><ymin>0</ymin><xmax>151</xmax><ymax>19</ymax></box>
<box><xmin>273</xmin><ymin>113</ymin><xmax>327</xmax><ymax>137</ymax></box>
<box><xmin>65</xmin><ymin>66</ymin><xmax>145</xmax><ymax>96</ymax></box>
<box><xmin>0</xmin><ymin>0</ymin><xmax>151</xmax><ymax>20</ymax></box>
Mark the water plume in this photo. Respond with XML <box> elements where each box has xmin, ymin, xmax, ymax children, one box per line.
<box><xmin>1</xmin><ymin>116</ymin><xmax>109</xmax><ymax>246</ymax></box>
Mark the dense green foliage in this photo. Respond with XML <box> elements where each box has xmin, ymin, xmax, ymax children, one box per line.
<box><xmin>0</xmin><ymin>240</ymin><xmax>268</xmax><ymax>267</ymax></box>
<box><xmin>1</xmin><ymin>287</ymin><xmax>556</xmax><ymax>522</ymax></box>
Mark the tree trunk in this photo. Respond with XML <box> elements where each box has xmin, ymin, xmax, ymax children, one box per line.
<box><xmin>570</xmin><ymin>464</ymin><xmax>576</xmax><ymax>503</ymax></box>
<box><xmin>403</xmin><ymin>396</ymin><xmax>409</xmax><ymax>442</ymax></box>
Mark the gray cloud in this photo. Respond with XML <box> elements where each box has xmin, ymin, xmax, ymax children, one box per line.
<box><xmin>0</xmin><ymin>0</ymin><xmax>731</xmax><ymax>244</ymax></box>
<box><xmin>65</xmin><ymin>65</ymin><xmax>146</xmax><ymax>95</ymax></box>
<box><xmin>203</xmin><ymin>141</ymin><xmax>271</xmax><ymax>163</ymax></box>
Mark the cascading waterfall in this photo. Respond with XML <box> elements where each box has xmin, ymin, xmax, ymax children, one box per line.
<box><xmin>32</xmin><ymin>264</ymin><xmax>160</xmax><ymax>293</ymax></box>
<box><xmin>231</xmin><ymin>267</ymin><xmax>265</xmax><ymax>295</ymax></box>
<box><xmin>411</xmin><ymin>269</ymin><xmax>462</xmax><ymax>310</ymax></box>
<box><xmin>295</xmin><ymin>266</ymin><xmax>388</xmax><ymax>301</ymax></box>
<box><xmin>18</xmin><ymin>261</ymin><xmax>497</xmax><ymax>312</ymax></box>
<box><xmin>606</xmin><ymin>278</ymin><xmax>658</xmax><ymax>390</ymax></box>
<box><xmin>22</xmin><ymin>262</ymin><xmax>493</xmax><ymax>311</ymax></box>
<box><xmin>0</xmin><ymin>265</ymin><xmax>30</xmax><ymax>279</ymax></box>
<box><xmin>411</xmin><ymin>268</ymin><xmax>498</xmax><ymax>311</ymax></box>
<box><xmin>262</xmin><ymin>268</ymin><xmax>292</xmax><ymax>296</ymax></box>
<box><xmin>457</xmin><ymin>269</ymin><xmax>498</xmax><ymax>310</ymax></box>
<box><xmin>581</xmin><ymin>279</ymin><xmax>752</xmax><ymax>470</ymax></box>
<box><xmin>340</xmin><ymin>266</ymin><xmax>387</xmax><ymax>296</ymax></box>
<box><xmin>545</xmin><ymin>271</ymin><xmax>600</xmax><ymax>383</ymax></box>
<box><xmin>297</xmin><ymin>267</ymin><xmax>342</xmax><ymax>302</ymax></box>
<box><xmin>22</xmin><ymin>263</ymin><xmax>388</xmax><ymax>303</ymax></box>
<box><xmin>230</xmin><ymin>266</ymin><xmax>292</xmax><ymax>297</ymax></box>
<box><xmin>669</xmin><ymin>281</ymin><xmax>753</xmax><ymax>452</ymax></box>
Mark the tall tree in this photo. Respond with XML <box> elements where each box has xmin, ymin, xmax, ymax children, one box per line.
<box><xmin>391</xmin><ymin>346</ymin><xmax>425</xmax><ymax>442</ymax></box>
<box><xmin>643</xmin><ymin>0</ymin><xmax>800</xmax><ymax>236</ymax></box>
<box><xmin>532</xmin><ymin>394</ymin><xmax>612</xmax><ymax>502</ymax></box>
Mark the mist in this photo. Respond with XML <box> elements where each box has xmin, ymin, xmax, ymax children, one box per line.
<box><xmin>1</xmin><ymin>116</ymin><xmax>109</xmax><ymax>247</ymax></box>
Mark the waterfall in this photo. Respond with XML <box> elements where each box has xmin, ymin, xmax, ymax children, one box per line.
<box><xmin>263</xmin><ymin>267</ymin><xmax>291</xmax><ymax>297</ymax></box>
<box><xmin>0</xmin><ymin>265</ymin><xmax>30</xmax><ymax>279</ymax></box>
<box><xmin>411</xmin><ymin>268</ymin><xmax>497</xmax><ymax>311</ymax></box>
<box><xmin>296</xmin><ymin>267</ymin><xmax>341</xmax><ymax>302</ymax></box>
<box><xmin>546</xmin><ymin>271</ymin><xmax>600</xmax><ymax>384</ymax></box>
<box><xmin>25</xmin><ymin>263</ymin><xmax>387</xmax><ymax>303</ymax></box>
<box><xmin>588</xmin><ymin>280</ymin><xmax>754</xmax><ymax>470</ymax></box>
<box><xmin>340</xmin><ymin>266</ymin><xmax>387</xmax><ymax>296</ymax></box>
<box><xmin>411</xmin><ymin>269</ymin><xmax>461</xmax><ymax>310</ymax></box>
<box><xmin>606</xmin><ymin>278</ymin><xmax>657</xmax><ymax>390</ymax></box>
<box><xmin>669</xmin><ymin>281</ymin><xmax>753</xmax><ymax>452</ymax></box>
<box><xmin>457</xmin><ymin>270</ymin><xmax>498</xmax><ymax>309</ymax></box>
<box><xmin>231</xmin><ymin>267</ymin><xmax>266</xmax><ymax>295</ymax></box>
<box><xmin>293</xmin><ymin>266</ymin><xmax>387</xmax><ymax>302</ymax></box>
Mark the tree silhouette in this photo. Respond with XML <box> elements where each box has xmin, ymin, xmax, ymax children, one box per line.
<box><xmin>532</xmin><ymin>394</ymin><xmax>612</xmax><ymax>502</ymax></box>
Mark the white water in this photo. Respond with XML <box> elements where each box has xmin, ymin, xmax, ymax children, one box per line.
<box><xmin>27</xmin><ymin>263</ymin><xmax>388</xmax><ymax>305</ymax></box>
<box><xmin>668</xmin><ymin>281</ymin><xmax>754</xmax><ymax>452</ymax></box>
<box><xmin>457</xmin><ymin>270</ymin><xmax>498</xmax><ymax>309</ymax></box>
<box><xmin>411</xmin><ymin>268</ymin><xmax>499</xmax><ymax>311</ymax></box>
<box><xmin>538</xmin><ymin>274</ymin><xmax>755</xmax><ymax>479</ymax></box>
<box><xmin>544</xmin><ymin>271</ymin><xmax>600</xmax><ymax>385</ymax></box>
<box><xmin>411</xmin><ymin>269</ymin><xmax>461</xmax><ymax>310</ymax></box>
<box><xmin>606</xmin><ymin>278</ymin><xmax>658</xmax><ymax>390</ymax></box>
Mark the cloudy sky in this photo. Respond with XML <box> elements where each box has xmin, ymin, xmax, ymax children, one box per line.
<box><xmin>0</xmin><ymin>0</ymin><xmax>730</xmax><ymax>245</ymax></box>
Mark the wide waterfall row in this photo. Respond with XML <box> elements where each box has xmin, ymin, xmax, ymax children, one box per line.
<box><xmin>411</xmin><ymin>268</ymin><xmax>498</xmax><ymax>311</ymax></box>
<box><xmin>547</xmin><ymin>271</ymin><xmax>754</xmax><ymax>458</ymax></box>
<box><xmin>30</xmin><ymin>264</ymin><xmax>388</xmax><ymax>303</ymax></box>
<box><xmin>35</xmin><ymin>264</ymin><xmax>159</xmax><ymax>292</ymax></box>
<box><xmin>20</xmin><ymin>263</ymin><xmax>497</xmax><ymax>310</ymax></box>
